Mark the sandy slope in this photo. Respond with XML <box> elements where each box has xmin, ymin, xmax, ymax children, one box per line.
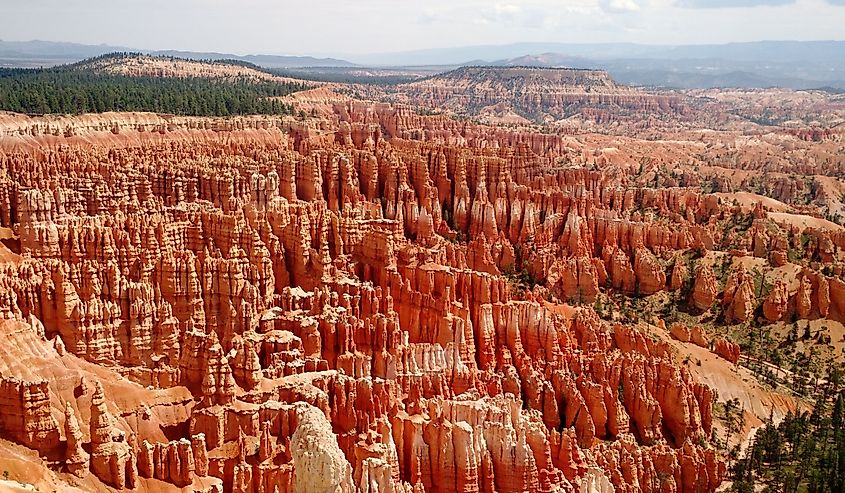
<box><xmin>768</xmin><ymin>211</ymin><xmax>844</xmax><ymax>232</ymax></box>
<box><xmin>653</xmin><ymin>322</ymin><xmax>803</xmax><ymax>425</ymax></box>
<box><xmin>714</xmin><ymin>192</ymin><xmax>792</xmax><ymax>212</ymax></box>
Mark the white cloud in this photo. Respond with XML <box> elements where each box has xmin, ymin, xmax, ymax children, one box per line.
<box><xmin>2</xmin><ymin>0</ymin><xmax>844</xmax><ymax>55</ymax></box>
<box><xmin>601</xmin><ymin>0</ymin><xmax>642</xmax><ymax>12</ymax></box>
<box><xmin>494</xmin><ymin>3</ymin><xmax>524</xmax><ymax>14</ymax></box>
<box><xmin>675</xmin><ymin>0</ymin><xmax>793</xmax><ymax>7</ymax></box>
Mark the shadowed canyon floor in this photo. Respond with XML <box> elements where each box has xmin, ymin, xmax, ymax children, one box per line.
<box><xmin>0</xmin><ymin>65</ymin><xmax>843</xmax><ymax>492</ymax></box>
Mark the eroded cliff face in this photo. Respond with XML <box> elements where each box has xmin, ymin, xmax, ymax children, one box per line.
<box><xmin>0</xmin><ymin>103</ymin><xmax>841</xmax><ymax>492</ymax></box>
<box><xmin>388</xmin><ymin>67</ymin><xmax>687</xmax><ymax>125</ymax></box>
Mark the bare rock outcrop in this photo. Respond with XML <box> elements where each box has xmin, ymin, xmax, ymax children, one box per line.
<box><xmin>713</xmin><ymin>338</ymin><xmax>741</xmax><ymax>364</ymax></box>
<box><xmin>64</xmin><ymin>402</ymin><xmax>89</xmax><ymax>477</ymax></box>
<box><xmin>691</xmin><ymin>264</ymin><xmax>718</xmax><ymax>311</ymax></box>
<box><xmin>723</xmin><ymin>266</ymin><xmax>756</xmax><ymax>323</ymax></box>
<box><xmin>292</xmin><ymin>404</ymin><xmax>355</xmax><ymax>493</ymax></box>
<box><xmin>763</xmin><ymin>280</ymin><xmax>789</xmax><ymax>322</ymax></box>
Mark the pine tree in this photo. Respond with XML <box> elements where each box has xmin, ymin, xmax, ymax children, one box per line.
<box><xmin>0</xmin><ymin>65</ymin><xmax>307</xmax><ymax>116</ymax></box>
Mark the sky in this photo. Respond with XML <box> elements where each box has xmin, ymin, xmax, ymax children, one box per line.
<box><xmin>2</xmin><ymin>0</ymin><xmax>845</xmax><ymax>56</ymax></box>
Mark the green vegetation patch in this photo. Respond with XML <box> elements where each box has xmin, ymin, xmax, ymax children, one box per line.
<box><xmin>730</xmin><ymin>377</ymin><xmax>845</xmax><ymax>493</ymax></box>
<box><xmin>0</xmin><ymin>65</ymin><xmax>307</xmax><ymax>116</ymax></box>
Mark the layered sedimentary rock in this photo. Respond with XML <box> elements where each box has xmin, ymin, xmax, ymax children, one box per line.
<box><xmin>0</xmin><ymin>373</ymin><xmax>60</xmax><ymax>454</ymax></box>
<box><xmin>393</xmin><ymin>66</ymin><xmax>687</xmax><ymax>124</ymax></box>
<box><xmin>0</xmin><ymin>96</ymin><xmax>842</xmax><ymax>492</ymax></box>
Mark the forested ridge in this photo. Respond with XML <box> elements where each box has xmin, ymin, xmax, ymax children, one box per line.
<box><xmin>0</xmin><ymin>62</ymin><xmax>307</xmax><ymax>116</ymax></box>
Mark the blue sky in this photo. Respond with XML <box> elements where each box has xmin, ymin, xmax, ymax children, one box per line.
<box><xmin>2</xmin><ymin>0</ymin><xmax>844</xmax><ymax>55</ymax></box>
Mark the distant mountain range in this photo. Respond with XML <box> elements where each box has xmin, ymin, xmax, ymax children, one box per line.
<box><xmin>3</xmin><ymin>39</ymin><xmax>845</xmax><ymax>90</ymax></box>
<box><xmin>0</xmin><ymin>40</ymin><xmax>355</xmax><ymax>69</ymax></box>
<box><xmin>345</xmin><ymin>41</ymin><xmax>845</xmax><ymax>90</ymax></box>
<box><xmin>478</xmin><ymin>50</ymin><xmax>845</xmax><ymax>90</ymax></box>
<box><xmin>343</xmin><ymin>40</ymin><xmax>845</xmax><ymax>67</ymax></box>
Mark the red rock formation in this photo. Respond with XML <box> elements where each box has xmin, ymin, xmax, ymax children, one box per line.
<box><xmin>137</xmin><ymin>437</ymin><xmax>200</xmax><ymax>487</ymax></box>
<box><xmin>0</xmin><ymin>374</ymin><xmax>60</xmax><ymax>454</ymax></box>
<box><xmin>670</xmin><ymin>323</ymin><xmax>708</xmax><ymax>348</ymax></box>
<box><xmin>11</xmin><ymin>102</ymin><xmax>836</xmax><ymax>493</ymax></box>
<box><xmin>763</xmin><ymin>280</ymin><xmax>789</xmax><ymax>322</ymax></box>
<box><xmin>723</xmin><ymin>266</ymin><xmax>756</xmax><ymax>323</ymax></box>
<box><xmin>634</xmin><ymin>247</ymin><xmax>667</xmax><ymax>295</ymax></box>
<box><xmin>64</xmin><ymin>402</ymin><xmax>89</xmax><ymax>477</ymax></box>
<box><xmin>796</xmin><ymin>275</ymin><xmax>813</xmax><ymax>319</ymax></box>
<box><xmin>830</xmin><ymin>278</ymin><xmax>845</xmax><ymax>322</ymax></box>
<box><xmin>713</xmin><ymin>338</ymin><xmax>741</xmax><ymax>364</ymax></box>
<box><xmin>670</xmin><ymin>256</ymin><xmax>688</xmax><ymax>291</ymax></box>
<box><xmin>671</xmin><ymin>323</ymin><xmax>692</xmax><ymax>343</ymax></box>
<box><xmin>393</xmin><ymin>66</ymin><xmax>687</xmax><ymax>124</ymax></box>
<box><xmin>88</xmin><ymin>382</ymin><xmax>134</xmax><ymax>488</ymax></box>
<box><xmin>691</xmin><ymin>264</ymin><xmax>718</xmax><ymax>311</ymax></box>
<box><xmin>691</xmin><ymin>326</ymin><xmax>709</xmax><ymax>347</ymax></box>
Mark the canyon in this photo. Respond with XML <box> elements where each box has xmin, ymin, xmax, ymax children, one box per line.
<box><xmin>0</xmin><ymin>60</ymin><xmax>842</xmax><ymax>493</ymax></box>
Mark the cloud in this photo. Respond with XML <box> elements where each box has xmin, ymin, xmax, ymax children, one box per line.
<box><xmin>600</xmin><ymin>0</ymin><xmax>641</xmax><ymax>12</ymax></box>
<box><xmin>6</xmin><ymin>0</ymin><xmax>845</xmax><ymax>55</ymax></box>
<box><xmin>476</xmin><ymin>2</ymin><xmax>564</xmax><ymax>29</ymax></box>
<box><xmin>673</xmin><ymin>0</ymin><xmax>845</xmax><ymax>8</ymax></box>
<box><xmin>675</xmin><ymin>0</ymin><xmax>794</xmax><ymax>7</ymax></box>
<box><xmin>494</xmin><ymin>3</ymin><xmax>523</xmax><ymax>14</ymax></box>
